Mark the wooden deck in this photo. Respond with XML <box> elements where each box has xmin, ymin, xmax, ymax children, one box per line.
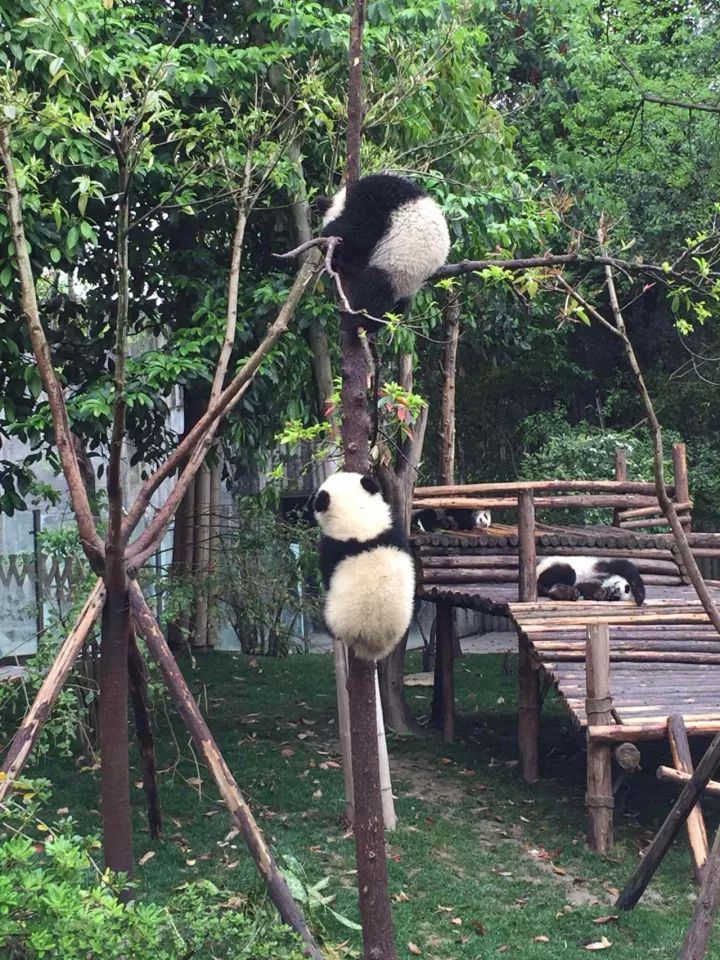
<box><xmin>507</xmin><ymin>594</ymin><xmax>720</xmax><ymax>733</ymax></box>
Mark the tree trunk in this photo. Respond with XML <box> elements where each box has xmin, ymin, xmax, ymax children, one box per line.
<box><xmin>193</xmin><ymin>463</ymin><xmax>211</xmax><ymax>648</ymax></box>
<box><xmin>128</xmin><ymin>626</ymin><xmax>162</xmax><ymax>839</ymax></box>
<box><xmin>99</xmin><ymin>567</ymin><xmax>134</xmax><ymax>883</ymax></box>
<box><xmin>438</xmin><ymin>292</ymin><xmax>460</xmax><ymax>486</ymax></box>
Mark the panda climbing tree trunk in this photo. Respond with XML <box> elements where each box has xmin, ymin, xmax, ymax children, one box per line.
<box><xmin>338</xmin><ymin>2</ymin><xmax>398</xmax><ymax>957</ymax></box>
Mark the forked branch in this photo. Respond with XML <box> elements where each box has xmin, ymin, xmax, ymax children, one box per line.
<box><xmin>0</xmin><ymin>126</ymin><xmax>104</xmax><ymax>568</ymax></box>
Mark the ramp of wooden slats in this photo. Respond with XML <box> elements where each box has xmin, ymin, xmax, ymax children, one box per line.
<box><xmin>507</xmin><ymin>598</ymin><xmax>720</xmax><ymax>732</ymax></box>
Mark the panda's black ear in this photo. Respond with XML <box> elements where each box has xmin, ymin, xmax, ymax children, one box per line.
<box><xmin>314</xmin><ymin>490</ymin><xmax>330</xmax><ymax>513</ymax></box>
<box><xmin>314</xmin><ymin>195</ymin><xmax>332</xmax><ymax>215</ymax></box>
<box><xmin>360</xmin><ymin>476</ymin><xmax>380</xmax><ymax>495</ymax></box>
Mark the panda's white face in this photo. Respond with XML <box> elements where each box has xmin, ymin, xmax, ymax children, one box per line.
<box><xmin>602</xmin><ymin>575</ymin><xmax>632</xmax><ymax>601</ymax></box>
<box><xmin>314</xmin><ymin>472</ymin><xmax>392</xmax><ymax>542</ymax></box>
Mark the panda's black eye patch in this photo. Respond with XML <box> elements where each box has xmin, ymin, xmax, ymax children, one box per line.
<box><xmin>361</xmin><ymin>476</ymin><xmax>380</xmax><ymax>495</ymax></box>
<box><xmin>315</xmin><ymin>490</ymin><xmax>330</xmax><ymax>512</ymax></box>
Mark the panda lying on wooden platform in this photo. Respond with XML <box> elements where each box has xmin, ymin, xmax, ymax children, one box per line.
<box><xmin>412</xmin><ymin>507</ymin><xmax>492</xmax><ymax>533</ymax></box>
<box><xmin>537</xmin><ymin>556</ymin><xmax>646</xmax><ymax>605</ymax></box>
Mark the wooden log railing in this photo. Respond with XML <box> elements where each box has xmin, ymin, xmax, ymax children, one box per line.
<box><xmin>413</xmin><ymin>442</ymin><xmax>694</xmax><ymax>534</ymax></box>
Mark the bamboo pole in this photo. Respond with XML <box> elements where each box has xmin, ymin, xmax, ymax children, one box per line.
<box><xmin>669</xmin><ymin>715</ymin><xmax>708</xmax><ymax>883</ymax></box>
<box><xmin>375</xmin><ymin>667</ymin><xmax>396</xmax><ymax>830</ymax></box>
<box><xmin>585</xmin><ymin>623</ymin><xmax>614</xmax><ymax>852</ymax></box>
<box><xmin>128</xmin><ymin>582</ymin><xmax>323</xmax><ymax>959</ymax></box>
<box><xmin>435</xmin><ymin>600</ymin><xmax>455</xmax><ymax>743</ymax></box>
<box><xmin>616</xmin><ymin>731</ymin><xmax>720</xmax><ymax>910</ymax></box>
<box><xmin>0</xmin><ymin>580</ymin><xmax>105</xmax><ymax>801</ymax></box>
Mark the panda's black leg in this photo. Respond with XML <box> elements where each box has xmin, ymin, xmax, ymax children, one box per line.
<box><xmin>345</xmin><ymin>266</ymin><xmax>396</xmax><ymax>331</ymax></box>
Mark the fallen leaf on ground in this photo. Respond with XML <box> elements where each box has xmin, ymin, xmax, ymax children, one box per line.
<box><xmin>393</xmin><ymin>891</ymin><xmax>410</xmax><ymax>902</ymax></box>
<box><xmin>533</xmin><ymin>935</ymin><xmax>550</xmax><ymax>943</ymax></box>
<box><xmin>138</xmin><ymin>851</ymin><xmax>155</xmax><ymax>866</ymax></box>
<box><xmin>471</xmin><ymin>920</ymin><xmax>487</xmax><ymax>934</ymax></box>
<box><xmin>593</xmin><ymin>916</ymin><xmax>619</xmax><ymax>925</ymax></box>
<box><xmin>450</xmin><ymin>917</ymin><xmax>462</xmax><ymax>926</ymax></box>
<box><xmin>585</xmin><ymin>937</ymin><xmax>612</xmax><ymax>951</ymax></box>
<box><xmin>281</xmin><ymin>747</ymin><xmax>295</xmax><ymax>758</ymax></box>
<box><xmin>408</xmin><ymin>942</ymin><xmax>422</xmax><ymax>955</ymax></box>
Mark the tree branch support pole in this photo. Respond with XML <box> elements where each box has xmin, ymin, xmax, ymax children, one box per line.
<box><xmin>616</xmin><ymin>731</ymin><xmax>720</xmax><ymax>910</ymax></box>
<box><xmin>128</xmin><ymin>582</ymin><xmax>323</xmax><ymax>959</ymax></box>
<box><xmin>0</xmin><ymin>581</ymin><xmax>105</xmax><ymax>799</ymax></box>
<box><xmin>128</xmin><ymin>627</ymin><xmax>162</xmax><ymax>839</ymax></box>
<box><xmin>613</xmin><ymin>447</ymin><xmax>627</xmax><ymax>527</ymax></box>
<box><xmin>585</xmin><ymin>623</ymin><xmax>613</xmax><ymax>853</ymax></box>
<box><xmin>334</xmin><ymin>640</ymin><xmax>355</xmax><ymax>824</ymax></box>
<box><xmin>518</xmin><ymin>490</ymin><xmax>540</xmax><ymax>784</ymax></box>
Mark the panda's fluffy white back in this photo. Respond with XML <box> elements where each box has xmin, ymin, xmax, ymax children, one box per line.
<box><xmin>325</xmin><ymin>545</ymin><xmax>415</xmax><ymax>660</ymax></box>
<box><xmin>370</xmin><ymin>196</ymin><xmax>450</xmax><ymax>300</ymax></box>
<box><xmin>537</xmin><ymin>555</ymin><xmax>599</xmax><ymax>579</ymax></box>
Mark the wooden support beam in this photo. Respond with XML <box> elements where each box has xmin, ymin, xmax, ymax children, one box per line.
<box><xmin>657</xmin><ymin>767</ymin><xmax>720</xmax><ymax>799</ymax></box>
<box><xmin>436</xmin><ymin>600</ymin><xmax>455</xmax><ymax>743</ymax></box>
<box><xmin>414</xmin><ymin>479</ymin><xmax>670</xmax><ymax>496</ymax></box>
<box><xmin>669</xmin><ymin>714</ymin><xmax>708</xmax><ymax>884</ymax></box>
<box><xmin>591</xmin><ymin>721</ymin><xmax>720</xmax><ymax>742</ymax></box>
<box><xmin>616</xmin><ymin>731</ymin><xmax>720</xmax><ymax>911</ymax></box>
<box><xmin>585</xmin><ymin>623</ymin><xmax>614</xmax><ymax>853</ymax></box>
<box><xmin>517</xmin><ymin>491</ymin><xmax>540</xmax><ymax>784</ymax></box>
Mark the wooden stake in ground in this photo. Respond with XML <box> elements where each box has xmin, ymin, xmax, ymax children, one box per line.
<box><xmin>517</xmin><ymin>490</ymin><xmax>540</xmax><ymax>784</ymax></box>
<box><xmin>680</xmin><ymin>821</ymin><xmax>720</xmax><ymax>959</ymax></box>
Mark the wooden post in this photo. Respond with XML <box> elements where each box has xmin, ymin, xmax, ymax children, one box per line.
<box><xmin>673</xmin><ymin>442</ymin><xmax>691</xmax><ymax>532</ymax></box>
<box><xmin>680</xmin><ymin>823</ymin><xmax>720</xmax><ymax>959</ymax></box>
<box><xmin>436</xmin><ymin>600</ymin><xmax>455</xmax><ymax>743</ymax></box>
<box><xmin>438</xmin><ymin>291</ymin><xmax>460</xmax><ymax>487</ymax></box>
<box><xmin>518</xmin><ymin>490</ymin><xmax>540</xmax><ymax>783</ymax></box>
<box><xmin>669</xmin><ymin>714</ymin><xmax>708</xmax><ymax>883</ymax></box>
<box><xmin>613</xmin><ymin>447</ymin><xmax>627</xmax><ymax>527</ymax></box>
<box><xmin>129</xmin><ymin>582</ymin><xmax>323</xmax><ymax>960</ymax></box>
<box><xmin>127</xmin><ymin>626</ymin><xmax>162</xmax><ymax>839</ymax></box>
<box><xmin>616</xmin><ymin>730</ymin><xmax>720</xmax><ymax>911</ymax></box>
<box><xmin>585</xmin><ymin>623</ymin><xmax>614</xmax><ymax>853</ymax></box>
<box><xmin>0</xmin><ymin>580</ymin><xmax>105</xmax><ymax>800</ymax></box>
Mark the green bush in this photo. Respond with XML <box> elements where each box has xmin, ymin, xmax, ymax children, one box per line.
<box><xmin>0</xmin><ymin>779</ymin><xmax>306</xmax><ymax>960</ymax></box>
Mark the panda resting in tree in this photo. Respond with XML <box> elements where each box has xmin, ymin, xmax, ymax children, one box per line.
<box><xmin>314</xmin><ymin>472</ymin><xmax>415</xmax><ymax>661</ymax></box>
<box><xmin>537</xmin><ymin>556</ymin><xmax>646</xmax><ymax>605</ymax></box>
<box><xmin>317</xmin><ymin>173</ymin><xmax>451</xmax><ymax>330</ymax></box>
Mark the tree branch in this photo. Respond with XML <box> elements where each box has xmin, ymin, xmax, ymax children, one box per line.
<box><xmin>596</xmin><ymin>217</ymin><xmax>720</xmax><ymax>635</ymax></box>
<box><xmin>125</xmin><ymin>253</ymin><xmax>321</xmax><ymax>566</ymax></box>
<box><xmin>0</xmin><ymin>125</ymin><xmax>104</xmax><ymax>569</ymax></box>
<box><xmin>642</xmin><ymin>92</ymin><xmax>720</xmax><ymax>114</ymax></box>
<box><xmin>107</xmin><ymin>151</ymin><xmax>131</xmax><ymax>554</ymax></box>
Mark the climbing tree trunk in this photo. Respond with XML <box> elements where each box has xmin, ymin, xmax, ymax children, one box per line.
<box><xmin>128</xmin><ymin>626</ymin><xmax>162</xmax><ymax>839</ymax></box>
<box><xmin>438</xmin><ymin>291</ymin><xmax>460</xmax><ymax>486</ymax></box>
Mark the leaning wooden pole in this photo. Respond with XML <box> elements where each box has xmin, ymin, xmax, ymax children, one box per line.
<box><xmin>680</xmin><ymin>822</ymin><xmax>720</xmax><ymax>959</ymax></box>
<box><xmin>616</xmin><ymin>731</ymin><xmax>720</xmax><ymax>910</ymax></box>
<box><xmin>0</xmin><ymin>580</ymin><xmax>105</xmax><ymax>801</ymax></box>
<box><xmin>669</xmin><ymin>714</ymin><xmax>708</xmax><ymax>884</ymax></box>
<box><xmin>128</xmin><ymin>582</ymin><xmax>323</xmax><ymax>959</ymax></box>
<box><xmin>585</xmin><ymin>623</ymin><xmax>613</xmax><ymax>853</ymax></box>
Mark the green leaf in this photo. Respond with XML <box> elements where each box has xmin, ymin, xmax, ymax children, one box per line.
<box><xmin>49</xmin><ymin>247</ymin><xmax>61</xmax><ymax>264</ymax></box>
<box><xmin>80</xmin><ymin>220</ymin><xmax>93</xmax><ymax>239</ymax></box>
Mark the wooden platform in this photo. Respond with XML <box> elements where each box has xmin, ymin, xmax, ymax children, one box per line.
<box><xmin>507</xmin><ymin>595</ymin><xmax>720</xmax><ymax>733</ymax></box>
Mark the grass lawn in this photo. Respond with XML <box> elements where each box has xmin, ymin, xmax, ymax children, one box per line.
<box><xmin>28</xmin><ymin>648</ymin><xmax>720</xmax><ymax>959</ymax></box>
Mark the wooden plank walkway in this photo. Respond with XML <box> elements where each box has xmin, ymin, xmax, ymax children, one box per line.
<box><xmin>507</xmin><ymin>595</ymin><xmax>720</xmax><ymax>733</ymax></box>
